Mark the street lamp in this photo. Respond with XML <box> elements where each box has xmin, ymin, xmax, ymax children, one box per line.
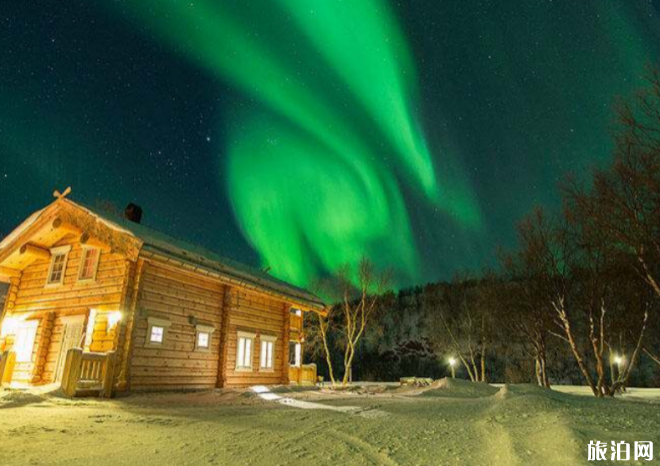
<box><xmin>448</xmin><ymin>357</ymin><xmax>457</xmax><ymax>379</ymax></box>
<box><xmin>612</xmin><ymin>354</ymin><xmax>627</xmax><ymax>394</ymax></box>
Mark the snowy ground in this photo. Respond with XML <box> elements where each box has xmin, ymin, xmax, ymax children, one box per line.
<box><xmin>1</xmin><ymin>380</ymin><xmax>659</xmax><ymax>466</ymax></box>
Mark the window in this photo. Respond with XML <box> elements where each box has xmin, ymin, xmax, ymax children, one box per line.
<box><xmin>260</xmin><ymin>335</ymin><xmax>277</xmax><ymax>371</ymax></box>
<box><xmin>14</xmin><ymin>321</ymin><xmax>39</xmax><ymax>363</ymax></box>
<box><xmin>46</xmin><ymin>246</ymin><xmax>71</xmax><ymax>286</ymax></box>
<box><xmin>145</xmin><ymin>317</ymin><xmax>172</xmax><ymax>348</ymax></box>
<box><xmin>78</xmin><ymin>247</ymin><xmax>100</xmax><ymax>281</ymax></box>
<box><xmin>195</xmin><ymin>324</ymin><xmax>215</xmax><ymax>352</ymax></box>
<box><xmin>289</xmin><ymin>341</ymin><xmax>302</xmax><ymax>367</ymax></box>
<box><xmin>150</xmin><ymin>326</ymin><xmax>164</xmax><ymax>343</ymax></box>
<box><xmin>236</xmin><ymin>331</ymin><xmax>256</xmax><ymax>371</ymax></box>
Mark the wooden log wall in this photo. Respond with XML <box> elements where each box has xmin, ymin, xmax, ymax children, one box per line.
<box><xmin>31</xmin><ymin>312</ymin><xmax>55</xmax><ymax>383</ymax></box>
<box><xmin>129</xmin><ymin>262</ymin><xmax>224</xmax><ymax>391</ymax></box>
<box><xmin>6</xmin><ymin>237</ymin><xmax>129</xmax><ymax>383</ymax></box>
<box><xmin>222</xmin><ymin>288</ymin><xmax>288</xmax><ymax>387</ymax></box>
<box><xmin>115</xmin><ymin>259</ymin><xmax>145</xmax><ymax>391</ymax></box>
<box><xmin>282</xmin><ymin>303</ymin><xmax>291</xmax><ymax>385</ymax></box>
<box><xmin>0</xmin><ymin>276</ymin><xmax>20</xmax><ymax>351</ymax></box>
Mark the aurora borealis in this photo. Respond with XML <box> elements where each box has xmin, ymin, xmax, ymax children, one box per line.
<box><xmin>2</xmin><ymin>1</ymin><xmax>660</xmax><ymax>288</ymax></box>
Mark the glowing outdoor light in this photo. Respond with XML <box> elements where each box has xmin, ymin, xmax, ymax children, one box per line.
<box><xmin>106</xmin><ymin>311</ymin><xmax>123</xmax><ymax>330</ymax></box>
<box><xmin>84</xmin><ymin>309</ymin><xmax>97</xmax><ymax>350</ymax></box>
<box><xmin>448</xmin><ymin>357</ymin><xmax>457</xmax><ymax>378</ymax></box>
<box><xmin>613</xmin><ymin>355</ymin><xmax>625</xmax><ymax>366</ymax></box>
<box><xmin>0</xmin><ymin>317</ymin><xmax>19</xmax><ymax>337</ymax></box>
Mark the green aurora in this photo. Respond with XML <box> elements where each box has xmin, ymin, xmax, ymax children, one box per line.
<box><xmin>106</xmin><ymin>0</ymin><xmax>482</xmax><ymax>286</ymax></box>
<box><xmin>2</xmin><ymin>0</ymin><xmax>660</xmax><ymax>289</ymax></box>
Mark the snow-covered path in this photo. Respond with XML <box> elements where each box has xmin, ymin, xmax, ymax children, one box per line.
<box><xmin>250</xmin><ymin>385</ymin><xmax>389</xmax><ymax>417</ymax></box>
<box><xmin>1</xmin><ymin>383</ymin><xmax>659</xmax><ymax>465</ymax></box>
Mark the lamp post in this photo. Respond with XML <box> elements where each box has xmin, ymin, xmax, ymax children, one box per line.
<box><xmin>448</xmin><ymin>357</ymin><xmax>457</xmax><ymax>379</ymax></box>
<box><xmin>611</xmin><ymin>354</ymin><xmax>627</xmax><ymax>393</ymax></box>
<box><xmin>613</xmin><ymin>354</ymin><xmax>625</xmax><ymax>379</ymax></box>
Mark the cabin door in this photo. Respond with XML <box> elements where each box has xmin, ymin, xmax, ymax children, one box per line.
<box><xmin>55</xmin><ymin>321</ymin><xmax>84</xmax><ymax>382</ymax></box>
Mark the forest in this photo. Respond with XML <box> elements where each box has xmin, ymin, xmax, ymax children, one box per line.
<box><xmin>305</xmin><ymin>66</ymin><xmax>660</xmax><ymax>397</ymax></box>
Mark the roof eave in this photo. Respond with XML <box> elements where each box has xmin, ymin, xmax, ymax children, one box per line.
<box><xmin>139</xmin><ymin>246</ymin><xmax>326</xmax><ymax>312</ymax></box>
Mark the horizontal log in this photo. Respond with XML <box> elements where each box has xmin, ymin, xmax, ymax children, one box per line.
<box><xmin>15</xmin><ymin>283</ymin><xmax>125</xmax><ymax>305</ymax></box>
<box><xmin>21</xmin><ymin>254</ymin><xmax>125</xmax><ymax>276</ymax></box>
<box><xmin>130</xmin><ymin>380</ymin><xmax>217</xmax><ymax>389</ymax></box>
<box><xmin>131</xmin><ymin>367</ymin><xmax>219</xmax><ymax>377</ymax></box>
<box><xmin>132</xmin><ymin>347</ymin><xmax>219</xmax><ymax>361</ymax></box>
<box><xmin>131</xmin><ymin>356</ymin><xmax>218</xmax><ymax>369</ymax></box>
<box><xmin>146</xmin><ymin>265</ymin><xmax>224</xmax><ymax>294</ymax></box>
<box><xmin>140</xmin><ymin>290</ymin><xmax>222</xmax><ymax>315</ymax></box>
<box><xmin>0</xmin><ymin>266</ymin><xmax>21</xmax><ymax>279</ymax></box>
<box><xmin>142</xmin><ymin>272</ymin><xmax>224</xmax><ymax>300</ymax></box>
<box><xmin>80</xmin><ymin>232</ymin><xmax>111</xmax><ymax>252</ymax></box>
<box><xmin>224</xmin><ymin>378</ymin><xmax>284</xmax><ymax>386</ymax></box>
<box><xmin>139</xmin><ymin>299</ymin><xmax>222</xmax><ymax>323</ymax></box>
<box><xmin>12</xmin><ymin>293</ymin><xmax>123</xmax><ymax>312</ymax></box>
<box><xmin>141</xmin><ymin>278</ymin><xmax>223</xmax><ymax>307</ymax></box>
<box><xmin>231</xmin><ymin>310</ymin><xmax>285</xmax><ymax>325</ymax></box>
<box><xmin>17</xmin><ymin>274</ymin><xmax>126</xmax><ymax>298</ymax></box>
<box><xmin>52</xmin><ymin>217</ymin><xmax>82</xmax><ymax>235</ymax></box>
<box><xmin>19</xmin><ymin>244</ymin><xmax>50</xmax><ymax>261</ymax></box>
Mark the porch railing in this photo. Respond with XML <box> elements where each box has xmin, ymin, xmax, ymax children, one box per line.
<box><xmin>0</xmin><ymin>351</ymin><xmax>16</xmax><ymax>387</ymax></box>
<box><xmin>288</xmin><ymin>363</ymin><xmax>317</xmax><ymax>385</ymax></box>
<box><xmin>61</xmin><ymin>348</ymin><xmax>116</xmax><ymax>398</ymax></box>
<box><xmin>290</xmin><ymin>313</ymin><xmax>303</xmax><ymax>331</ymax></box>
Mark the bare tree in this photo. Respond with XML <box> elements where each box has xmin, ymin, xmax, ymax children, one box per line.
<box><xmin>316</xmin><ymin>258</ymin><xmax>392</xmax><ymax>387</ymax></box>
<box><xmin>426</xmin><ymin>274</ymin><xmax>494</xmax><ymax>383</ymax></box>
<box><xmin>497</xmin><ymin>252</ymin><xmax>553</xmax><ymax>388</ymax></box>
<box><xmin>516</xmin><ymin>207</ymin><xmax>649</xmax><ymax>397</ymax></box>
<box><xmin>566</xmin><ymin>66</ymin><xmax>660</xmax><ymax>300</ymax></box>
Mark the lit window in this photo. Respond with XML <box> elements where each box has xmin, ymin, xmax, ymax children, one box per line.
<box><xmin>194</xmin><ymin>324</ymin><xmax>215</xmax><ymax>352</ymax></box>
<box><xmin>198</xmin><ymin>332</ymin><xmax>209</xmax><ymax>348</ymax></box>
<box><xmin>47</xmin><ymin>246</ymin><xmax>71</xmax><ymax>286</ymax></box>
<box><xmin>260</xmin><ymin>337</ymin><xmax>276</xmax><ymax>370</ymax></box>
<box><xmin>14</xmin><ymin>321</ymin><xmax>39</xmax><ymax>363</ymax></box>
<box><xmin>236</xmin><ymin>332</ymin><xmax>255</xmax><ymax>370</ymax></box>
<box><xmin>289</xmin><ymin>341</ymin><xmax>302</xmax><ymax>367</ymax></box>
<box><xmin>78</xmin><ymin>247</ymin><xmax>100</xmax><ymax>281</ymax></box>
<box><xmin>150</xmin><ymin>326</ymin><xmax>164</xmax><ymax>344</ymax></box>
<box><xmin>145</xmin><ymin>317</ymin><xmax>171</xmax><ymax>348</ymax></box>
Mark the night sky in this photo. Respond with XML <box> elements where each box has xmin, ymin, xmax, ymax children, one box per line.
<box><xmin>2</xmin><ymin>0</ymin><xmax>660</xmax><ymax>289</ymax></box>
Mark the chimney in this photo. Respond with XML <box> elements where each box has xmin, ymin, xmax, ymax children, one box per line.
<box><xmin>124</xmin><ymin>203</ymin><xmax>143</xmax><ymax>224</ymax></box>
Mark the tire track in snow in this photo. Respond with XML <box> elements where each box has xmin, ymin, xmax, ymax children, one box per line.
<box><xmin>325</xmin><ymin>429</ymin><xmax>399</xmax><ymax>466</ymax></box>
<box><xmin>476</xmin><ymin>390</ymin><xmax>583</xmax><ymax>466</ymax></box>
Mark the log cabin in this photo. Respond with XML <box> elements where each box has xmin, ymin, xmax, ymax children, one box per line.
<box><xmin>0</xmin><ymin>194</ymin><xmax>325</xmax><ymax>395</ymax></box>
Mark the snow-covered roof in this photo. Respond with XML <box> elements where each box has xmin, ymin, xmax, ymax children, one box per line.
<box><xmin>66</xmin><ymin>200</ymin><xmax>325</xmax><ymax>311</ymax></box>
<box><xmin>0</xmin><ymin>208</ymin><xmax>46</xmax><ymax>251</ymax></box>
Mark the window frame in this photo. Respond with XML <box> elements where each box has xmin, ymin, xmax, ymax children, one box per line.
<box><xmin>235</xmin><ymin>331</ymin><xmax>256</xmax><ymax>372</ymax></box>
<box><xmin>194</xmin><ymin>324</ymin><xmax>215</xmax><ymax>352</ymax></box>
<box><xmin>145</xmin><ymin>317</ymin><xmax>172</xmax><ymax>348</ymax></box>
<box><xmin>77</xmin><ymin>246</ymin><xmax>101</xmax><ymax>283</ymax></box>
<box><xmin>289</xmin><ymin>341</ymin><xmax>302</xmax><ymax>368</ymax></box>
<box><xmin>259</xmin><ymin>335</ymin><xmax>277</xmax><ymax>372</ymax></box>
<box><xmin>46</xmin><ymin>245</ymin><xmax>71</xmax><ymax>287</ymax></box>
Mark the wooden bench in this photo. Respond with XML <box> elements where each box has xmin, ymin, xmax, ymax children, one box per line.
<box><xmin>400</xmin><ymin>377</ymin><xmax>433</xmax><ymax>387</ymax></box>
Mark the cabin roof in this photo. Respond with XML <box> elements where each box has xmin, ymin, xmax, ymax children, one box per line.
<box><xmin>0</xmin><ymin>199</ymin><xmax>325</xmax><ymax>311</ymax></box>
